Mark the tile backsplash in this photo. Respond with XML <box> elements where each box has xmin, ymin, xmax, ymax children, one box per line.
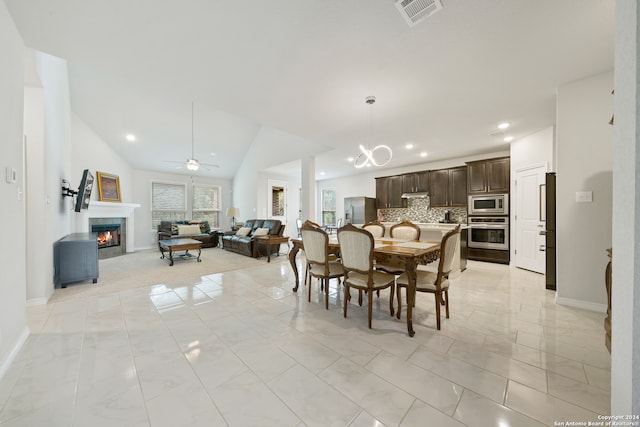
<box><xmin>379</xmin><ymin>197</ymin><xmax>467</xmax><ymax>224</ymax></box>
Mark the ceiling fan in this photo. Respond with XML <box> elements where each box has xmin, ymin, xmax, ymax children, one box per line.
<box><xmin>165</xmin><ymin>102</ymin><xmax>219</xmax><ymax>171</ymax></box>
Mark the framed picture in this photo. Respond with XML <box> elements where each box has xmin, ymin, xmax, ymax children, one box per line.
<box><xmin>96</xmin><ymin>172</ymin><xmax>121</xmax><ymax>202</ymax></box>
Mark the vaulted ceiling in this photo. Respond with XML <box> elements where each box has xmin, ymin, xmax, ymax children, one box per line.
<box><xmin>5</xmin><ymin>0</ymin><xmax>614</xmax><ymax>180</ymax></box>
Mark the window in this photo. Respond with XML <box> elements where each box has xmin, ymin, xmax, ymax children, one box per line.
<box><xmin>322</xmin><ymin>188</ymin><xmax>336</xmax><ymax>226</ymax></box>
<box><xmin>193</xmin><ymin>185</ymin><xmax>221</xmax><ymax>227</ymax></box>
<box><xmin>151</xmin><ymin>181</ymin><xmax>186</xmax><ymax>229</ymax></box>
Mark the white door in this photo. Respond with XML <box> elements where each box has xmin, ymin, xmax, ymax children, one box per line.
<box><xmin>515</xmin><ymin>165</ymin><xmax>546</xmax><ymax>273</ymax></box>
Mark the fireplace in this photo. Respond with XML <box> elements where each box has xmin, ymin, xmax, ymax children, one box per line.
<box><xmin>92</xmin><ymin>224</ymin><xmax>121</xmax><ymax>249</ymax></box>
<box><xmin>89</xmin><ymin>217</ymin><xmax>127</xmax><ymax>259</ymax></box>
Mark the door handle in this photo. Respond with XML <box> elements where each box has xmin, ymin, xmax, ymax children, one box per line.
<box><xmin>539</xmin><ymin>245</ymin><xmax>546</xmax><ymax>252</ymax></box>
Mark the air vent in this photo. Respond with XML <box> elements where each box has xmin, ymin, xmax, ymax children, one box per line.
<box><xmin>395</xmin><ymin>0</ymin><xmax>443</xmax><ymax>27</ymax></box>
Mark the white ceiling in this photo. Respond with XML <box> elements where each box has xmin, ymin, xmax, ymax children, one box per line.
<box><xmin>5</xmin><ymin>0</ymin><xmax>614</xmax><ymax>180</ymax></box>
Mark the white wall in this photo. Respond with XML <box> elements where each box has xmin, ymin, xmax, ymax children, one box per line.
<box><xmin>317</xmin><ymin>150</ymin><xmax>510</xmax><ymax>223</ymax></box>
<box><xmin>70</xmin><ymin>112</ymin><xmax>133</xmax><ymax>204</ymax></box>
<box><xmin>510</xmin><ymin>127</ymin><xmax>555</xmax><ymax>174</ymax></box>
<box><xmin>509</xmin><ymin>127</ymin><xmax>555</xmax><ymax>262</ymax></box>
<box><xmin>611</xmin><ymin>0</ymin><xmax>640</xmax><ymax>414</ymax></box>
<box><xmin>0</xmin><ymin>1</ymin><xmax>29</xmax><ymax>377</ymax></box>
<box><xmin>24</xmin><ymin>85</ymin><xmax>47</xmax><ymax>303</ymax></box>
<box><xmin>556</xmin><ymin>71</ymin><xmax>613</xmax><ymax>311</ymax></box>
<box><xmin>24</xmin><ymin>52</ymin><xmax>76</xmax><ymax>304</ymax></box>
<box><xmin>131</xmin><ymin>169</ymin><xmax>232</xmax><ymax>250</ymax></box>
<box><xmin>257</xmin><ymin>171</ymin><xmax>300</xmax><ymax>237</ymax></box>
<box><xmin>233</xmin><ymin>126</ymin><xmax>323</xmax><ymax>228</ymax></box>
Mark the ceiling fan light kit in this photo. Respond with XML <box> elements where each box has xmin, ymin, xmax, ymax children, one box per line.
<box><xmin>165</xmin><ymin>102</ymin><xmax>219</xmax><ymax>172</ymax></box>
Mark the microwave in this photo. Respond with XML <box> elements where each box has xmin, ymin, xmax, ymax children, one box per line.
<box><xmin>468</xmin><ymin>194</ymin><xmax>508</xmax><ymax>215</ymax></box>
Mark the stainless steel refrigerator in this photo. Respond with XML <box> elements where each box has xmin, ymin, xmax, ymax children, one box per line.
<box><xmin>344</xmin><ymin>197</ymin><xmax>377</xmax><ymax>224</ymax></box>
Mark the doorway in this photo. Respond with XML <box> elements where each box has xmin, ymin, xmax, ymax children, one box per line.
<box><xmin>268</xmin><ymin>179</ymin><xmax>287</xmax><ymax>226</ymax></box>
<box><xmin>514</xmin><ymin>164</ymin><xmax>547</xmax><ymax>274</ymax></box>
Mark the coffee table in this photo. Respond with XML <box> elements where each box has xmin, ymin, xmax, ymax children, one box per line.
<box><xmin>255</xmin><ymin>235</ymin><xmax>290</xmax><ymax>262</ymax></box>
<box><xmin>159</xmin><ymin>238</ymin><xmax>202</xmax><ymax>266</ymax></box>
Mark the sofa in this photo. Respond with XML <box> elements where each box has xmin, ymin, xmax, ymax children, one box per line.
<box><xmin>157</xmin><ymin>220</ymin><xmax>221</xmax><ymax>249</ymax></box>
<box><xmin>221</xmin><ymin>219</ymin><xmax>284</xmax><ymax>258</ymax></box>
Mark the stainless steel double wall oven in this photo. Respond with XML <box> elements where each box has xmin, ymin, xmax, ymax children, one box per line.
<box><xmin>467</xmin><ymin>194</ymin><xmax>510</xmax><ymax>261</ymax></box>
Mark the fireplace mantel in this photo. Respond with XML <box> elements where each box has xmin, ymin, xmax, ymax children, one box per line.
<box><xmin>77</xmin><ymin>201</ymin><xmax>141</xmax><ymax>253</ymax></box>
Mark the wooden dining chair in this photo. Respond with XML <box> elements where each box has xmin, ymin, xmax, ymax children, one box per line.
<box><xmin>300</xmin><ymin>221</ymin><xmax>344</xmax><ymax>309</ymax></box>
<box><xmin>376</xmin><ymin>220</ymin><xmax>421</xmax><ymax>276</ymax></box>
<box><xmin>396</xmin><ymin>225</ymin><xmax>460</xmax><ymax>330</ymax></box>
<box><xmin>337</xmin><ymin>224</ymin><xmax>395</xmax><ymax>328</ymax></box>
<box><xmin>362</xmin><ymin>220</ymin><xmax>385</xmax><ymax>238</ymax></box>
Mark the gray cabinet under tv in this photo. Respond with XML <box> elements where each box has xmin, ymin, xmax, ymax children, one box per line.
<box><xmin>54</xmin><ymin>232</ymin><xmax>99</xmax><ymax>288</ymax></box>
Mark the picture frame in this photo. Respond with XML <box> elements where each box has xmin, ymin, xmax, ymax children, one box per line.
<box><xmin>96</xmin><ymin>172</ymin><xmax>121</xmax><ymax>202</ymax></box>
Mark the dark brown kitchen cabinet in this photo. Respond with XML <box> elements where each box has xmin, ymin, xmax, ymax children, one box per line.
<box><xmin>467</xmin><ymin>157</ymin><xmax>510</xmax><ymax>194</ymax></box>
<box><xmin>402</xmin><ymin>171</ymin><xmax>430</xmax><ymax>193</ymax></box>
<box><xmin>376</xmin><ymin>175</ymin><xmax>405</xmax><ymax>208</ymax></box>
<box><xmin>429</xmin><ymin>166</ymin><xmax>467</xmax><ymax>207</ymax></box>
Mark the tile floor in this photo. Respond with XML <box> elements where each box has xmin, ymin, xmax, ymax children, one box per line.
<box><xmin>0</xmin><ymin>257</ymin><xmax>610</xmax><ymax>426</ymax></box>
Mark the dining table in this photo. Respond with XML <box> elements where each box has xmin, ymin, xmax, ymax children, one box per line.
<box><xmin>288</xmin><ymin>236</ymin><xmax>440</xmax><ymax>337</ymax></box>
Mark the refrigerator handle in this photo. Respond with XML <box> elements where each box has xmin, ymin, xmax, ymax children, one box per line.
<box><xmin>539</xmin><ymin>183</ymin><xmax>546</xmax><ymax>222</ymax></box>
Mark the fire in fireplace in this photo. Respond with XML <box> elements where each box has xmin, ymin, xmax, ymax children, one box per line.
<box><xmin>91</xmin><ymin>224</ymin><xmax>121</xmax><ymax>249</ymax></box>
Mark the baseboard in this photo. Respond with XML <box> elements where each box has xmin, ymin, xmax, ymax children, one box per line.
<box><xmin>555</xmin><ymin>295</ymin><xmax>607</xmax><ymax>313</ymax></box>
<box><xmin>0</xmin><ymin>327</ymin><xmax>30</xmax><ymax>380</ymax></box>
<box><xmin>26</xmin><ymin>297</ymin><xmax>49</xmax><ymax>307</ymax></box>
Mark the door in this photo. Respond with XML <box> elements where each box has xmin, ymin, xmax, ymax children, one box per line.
<box><xmin>514</xmin><ymin>165</ymin><xmax>546</xmax><ymax>273</ymax></box>
<box><xmin>268</xmin><ymin>179</ymin><xmax>287</xmax><ymax>227</ymax></box>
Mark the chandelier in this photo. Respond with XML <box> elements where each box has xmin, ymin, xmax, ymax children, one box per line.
<box><xmin>353</xmin><ymin>96</ymin><xmax>393</xmax><ymax>168</ymax></box>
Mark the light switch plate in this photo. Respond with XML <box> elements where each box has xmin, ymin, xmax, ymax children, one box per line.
<box><xmin>5</xmin><ymin>167</ymin><xmax>16</xmax><ymax>183</ymax></box>
<box><xmin>576</xmin><ymin>191</ymin><xmax>593</xmax><ymax>203</ymax></box>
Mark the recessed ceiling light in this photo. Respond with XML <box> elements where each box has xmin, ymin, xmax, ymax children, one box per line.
<box><xmin>420</xmin><ymin>152</ymin><xmax>428</xmax><ymax>157</ymax></box>
<box><xmin>210</xmin><ymin>152</ymin><xmax>217</xmax><ymax>157</ymax></box>
<box><xmin>320</xmin><ymin>171</ymin><xmax>325</xmax><ymax>176</ymax></box>
<box><xmin>347</xmin><ymin>157</ymin><xmax>354</xmax><ymax>162</ymax></box>
<box><xmin>125</xmin><ymin>134</ymin><xmax>136</xmax><ymax>142</ymax></box>
<box><xmin>405</xmin><ymin>143</ymin><xmax>414</xmax><ymax>149</ymax></box>
<box><xmin>504</xmin><ymin>135</ymin><xmax>514</xmax><ymax>142</ymax></box>
<box><xmin>498</xmin><ymin>122</ymin><xmax>510</xmax><ymax>130</ymax></box>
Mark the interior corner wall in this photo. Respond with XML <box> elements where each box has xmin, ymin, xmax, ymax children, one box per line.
<box><xmin>232</xmin><ymin>125</ymin><xmax>327</xmax><ymax>226</ymax></box>
<box><xmin>31</xmin><ymin>51</ymin><xmax>74</xmax><ymax>303</ymax></box>
<box><xmin>556</xmin><ymin>71</ymin><xmax>613</xmax><ymax>310</ymax></box>
<box><xmin>0</xmin><ymin>2</ymin><xmax>28</xmax><ymax>377</ymax></box>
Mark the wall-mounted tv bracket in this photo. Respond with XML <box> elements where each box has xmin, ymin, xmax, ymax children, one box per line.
<box><xmin>61</xmin><ymin>179</ymin><xmax>78</xmax><ymax>198</ymax></box>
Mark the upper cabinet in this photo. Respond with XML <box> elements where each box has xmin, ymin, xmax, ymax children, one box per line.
<box><xmin>429</xmin><ymin>166</ymin><xmax>467</xmax><ymax>207</ymax></box>
<box><xmin>376</xmin><ymin>175</ymin><xmax>405</xmax><ymax>208</ymax></box>
<box><xmin>467</xmin><ymin>157</ymin><xmax>510</xmax><ymax>194</ymax></box>
<box><xmin>402</xmin><ymin>171</ymin><xmax>430</xmax><ymax>193</ymax></box>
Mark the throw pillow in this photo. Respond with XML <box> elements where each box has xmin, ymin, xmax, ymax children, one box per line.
<box><xmin>235</xmin><ymin>227</ymin><xmax>251</xmax><ymax>236</ymax></box>
<box><xmin>253</xmin><ymin>227</ymin><xmax>270</xmax><ymax>236</ymax></box>
<box><xmin>177</xmin><ymin>224</ymin><xmax>202</xmax><ymax>235</ymax></box>
<box><xmin>189</xmin><ymin>221</ymin><xmax>208</xmax><ymax>233</ymax></box>
<box><xmin>171</xmin><ymin>224</ymin><xmax>179</xmax><ymax>235</ymax></box>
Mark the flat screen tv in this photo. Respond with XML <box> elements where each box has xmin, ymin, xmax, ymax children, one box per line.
<box><xmin>74</xmin><ymin>169</ymin><xmax>94</xmax><ymax>212</ymax></box>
